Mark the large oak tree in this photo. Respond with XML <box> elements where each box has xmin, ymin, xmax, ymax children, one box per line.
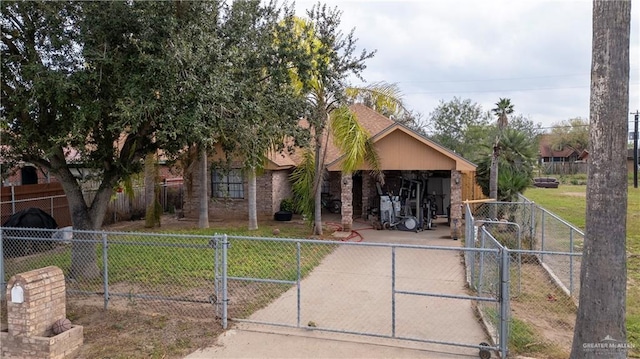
<box><xmin>1</xmin><ymin>0</ymin><xmax>309</xmax><ymax>277</ymax></box>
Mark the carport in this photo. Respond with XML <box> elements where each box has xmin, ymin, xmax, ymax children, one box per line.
<box><xmin>324</xmin><ymin>104</ymin><xmax>478</xmax><ymax>239</ymax></box>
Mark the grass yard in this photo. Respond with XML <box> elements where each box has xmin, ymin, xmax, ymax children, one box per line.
<box><xmin>1</xmin><ymin>215</ymin><xmax>335</xmax><ymax>359</ymax></box>
<box><xmin>522</xmin><ymin>180</ymin><xmax>640</xmax><ymax>356</ymax></box>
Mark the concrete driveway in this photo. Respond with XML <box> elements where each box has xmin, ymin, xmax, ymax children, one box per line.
<box><xmin>185</xmin><ymin>217</ymin><xmax>491</xmax><ymax>359</ymax></box>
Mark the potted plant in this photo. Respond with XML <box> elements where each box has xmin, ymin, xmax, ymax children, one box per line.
<box><xmin>274</xmin><ymin>198</ymin><xmax>294</xmax><ymax>221</ymax></box>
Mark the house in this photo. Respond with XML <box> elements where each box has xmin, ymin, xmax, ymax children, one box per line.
<box><xmin>565</xmin><ymin>149</ymin><xmax>639</xmax><ymax>174</ymax></box>
<box><xmin>183</xmin><ymin>104</ymin><xmax>481</xmax><ymax>239</ymax></box>
<box><xmin>538</xmin><ymin>134</ymin><xmax>584</xmax><ymax>174</ymax></box>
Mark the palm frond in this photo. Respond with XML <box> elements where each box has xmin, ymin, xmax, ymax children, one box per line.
<box><xmin>346</xmin><ymin>81</ymin><xmax>408</xmax><ymax>118</ymax></box>
<box><xmin>364</xmin><ymin>139</ymin><xmax>384</xmax><ymax>184</ymax></box>
<box><xmin>290</xmin><ymin>148</ymin><xmax>316</xmax><ymax>222</ymax></box>
<box><xmin>330</xmin><ymin>105</ymin><xmax>369</xmax><ymax>173</ymax></box>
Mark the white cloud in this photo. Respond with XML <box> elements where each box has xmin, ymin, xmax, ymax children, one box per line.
<box><xmin>294</xmin><ymin>0</ymin><xmax>640</xmax><ymax>130</ymax></box>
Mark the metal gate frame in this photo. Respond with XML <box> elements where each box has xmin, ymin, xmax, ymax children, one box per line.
<box><xmin>213</xmin><ymin>234</ymin><xmax>509</xmax><ymax>358</ymax></box>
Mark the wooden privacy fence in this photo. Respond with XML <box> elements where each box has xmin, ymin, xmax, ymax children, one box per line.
<box><xmin>1</xmin><ymin>180</ymin><xmax>184</xmax><ymax>228</ymax></box>
<box><xmin>0</xmin><ymin>183</ymin><xmax>71</xmax><ymax>227</ymax></box>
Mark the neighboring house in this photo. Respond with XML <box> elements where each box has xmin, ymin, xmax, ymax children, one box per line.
<box><xmin>1</xmin><ymin>147</ymin><xmax>182</xmax><ymax>225</ymax></box>
<box><xmin>2</xmin><ymin>162</ymin><xmax>55</xmax><ymax>187</ymax></box>
<box><xmin>538</xmin><ymin>134</ymin><xmax>584</xmax><ymax>174</ymax></box>
<box><xmin>183</xmin><ymin>103</ymin><xmax>481</xmax><ymax>239</ymax></box>
<box><xmin>572</xmin><ymin>149</ymin><xmax>639</xmax><ymax>174</ymax></box>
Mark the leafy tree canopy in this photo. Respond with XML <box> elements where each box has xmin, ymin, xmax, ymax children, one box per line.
<box><xmin>1</xmin><ymin>0</ymin><xmax>316</xmax><ymax>277</ymax></box>
<box><xmin>427</xmin><ymin>97</ymin><xmax>490</xmax><ymax>158</ymax></box>
<box><xmin>549</xmin><ymin>117</ymin><xmax>589</xmax><ymax>153</ymax></box>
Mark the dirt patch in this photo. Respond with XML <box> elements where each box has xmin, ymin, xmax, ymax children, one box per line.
<box><xmin>509</xmin><ymin>262</ymin><xmax>576</xmax><ymax>358</ymax></box>
<box><xmin>68</xmin><ymin>301</ymin><xmax>221</xmax><ymax>359</ymax></box>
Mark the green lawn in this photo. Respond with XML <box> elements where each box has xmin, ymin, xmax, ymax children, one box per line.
<box><xmin>522</xmin><ymin>182</ymin><xmax>640</xmax><ymax>355</ymax></box>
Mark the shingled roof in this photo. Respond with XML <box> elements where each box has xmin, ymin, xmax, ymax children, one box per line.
<box><xmin>265</xmin><ymin>103</ymin><xmax>476</xmax><ymax>172</ymax></box>
<box><xmin>538</xmin><ymin>134</ymin><xmax>580</xmax><ymax>159</ymax></box>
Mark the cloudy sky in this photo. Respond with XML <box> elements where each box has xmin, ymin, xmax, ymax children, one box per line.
<box><xmin>294</xmin><ymin>0</ymin><xmax>640</xmax><ymax>133</ymax></box>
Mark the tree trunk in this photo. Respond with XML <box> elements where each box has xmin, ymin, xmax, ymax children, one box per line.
<box><xmin>248</xmin><ymin>167</ymin><xmax>258</xmax><ymax>230</ymax></box>
<box><xmin>489</xmin><ymin>142</ymin><xmax>499</xmax><ymax>219</ymax></box>
<box><xmin>570</xmin><ymin>1</ymin><xmax>630</xmax><ymax>358</ymax></box>
<box><xmin>313</xmin><ymin>132</ymin><xmax>324</xmax><ymax>236</ymax></box>
<box><xmin>144</xmin><ymin>153</ymin><xmax>161</xmax><ymax>228</ymax></box>
<box><xmin>52</xmin><ymin>164</ymin><xmax>109</xmax><ymax>280</ymax></box>
<box><xmin>198</xmin><ymin>145</ymin><xmax>209</xmax><ymax>229</ymax></box>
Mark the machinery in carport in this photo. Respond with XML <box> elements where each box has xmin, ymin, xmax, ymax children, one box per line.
<box><xmin>376</xmin><ymin>177</ymin><xmax>439</xmax><ymax>232</ymax></box>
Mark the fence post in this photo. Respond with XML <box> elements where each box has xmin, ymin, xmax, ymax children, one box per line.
<box><xmin>102</xmin><ymin>232</ymin><xmax>109</xmax><ymax>310</ymax></box>
<box><xmin>221</xmin><ymin>234</ymin><xmax>229</xmax><ymax>330</ymax></box>
<box><xmin>540</xmin><ymin>210</ymin><xmax>545</xmax><ymax>263</ymax></box>
<box><xmin>11</xmin><ymin>185</ymin><xmax>15</xmax><ymax>214</ymax></box>
<box><xmin>391</xmin><ymin>246</ymin><xmax>396</xmax><ymax>338</ymax></box>
<box><xmin>530</xmin><ymin>202</ymin><xmax>536</xmax><ymax>249</ymax></box>
<box><xmin>478</xmin><ymin>230</ymin><xmax>485</xmax><ymax>293</ymax></box>
<box><xmin>0</xmin><ymin>229</ymin><xmax>5</xmax><ymax>301</ymax></box>
<box><xmin>213</xmin><ymin>234</ymin><xmax>220</xmax><ymax>317</ymax></box>
<box><xmin>499</xmin><ymin>247</ymin><xmax>510</xmax><ymax>359</ymax></box>
<box><xmin>466</xmin><ymin>204</ymin><xmax>476</xmax><ymax>288</ymax></box>
<box><xmin>569</xmin><ymin>228</ymin><xmax>574</xmax><ymax>296</ymax></box>
<box><xmin>296</xmin><ymin>241</ymin><xmax>301</xmax><ymax>328</ymax></box>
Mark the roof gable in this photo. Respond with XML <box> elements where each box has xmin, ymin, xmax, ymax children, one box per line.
<box><xmin>538</xmin><ymin>134</ymin><xmax>580</xmax><ymax>158</ymax></box>
<box><xmin>327</xmin><ymin>104</ymin><xmax>476</xmax><ymax>172</ymax></box>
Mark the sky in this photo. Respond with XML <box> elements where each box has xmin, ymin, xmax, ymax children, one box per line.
<box><xmin>294</xmin><ymin>0</ymin><xmax>640</xmax><ymax>133</ymax></box>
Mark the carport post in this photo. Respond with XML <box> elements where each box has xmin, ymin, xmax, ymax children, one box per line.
<box><xmin>0</xmin><ymin>229</ymin><xmax>5</xmax><ymax>300</ymax></box>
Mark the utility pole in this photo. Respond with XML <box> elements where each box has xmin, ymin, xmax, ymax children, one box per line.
<box><xmin>634</xmin><ymin>110</ymin><xmax>639</xmax><ymax>188</ymax></box>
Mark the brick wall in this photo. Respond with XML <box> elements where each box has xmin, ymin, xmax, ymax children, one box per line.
<box><xmin>2</xmin><ymin>266</ymin><xmax>83</xmax><ymax>359</ymax></box>
<box><xmin>7</xmin><ymin>267</ymin><xmax>66</xmax><ymax>337</ymax></box>
<box><xmin>272</xmin><ymin>170</ymin><xmax>293</xmax><ymax>213</ymax></box>
<box><xmin>184</xmin><ymin>167</ymin><xmax>283</xmax><ymax>220</ymax></box>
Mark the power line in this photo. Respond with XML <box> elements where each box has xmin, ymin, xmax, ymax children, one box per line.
<box><xmin>404</xmin><ymin>85</ymin><xmax>591</xmax><ymax>95</ymax></box>
<box><xmin>403</xmin><ymin>82</ymin><xmax>639</xmax><ymax>96</ymax></box>
<box><xmin>397</xmin><ymin>73</ymin><xmax>589</xmax><ymax>85</ymax></box>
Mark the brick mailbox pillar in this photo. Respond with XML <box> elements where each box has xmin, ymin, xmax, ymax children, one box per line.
<box><xmin>1</xmin><ymin>266</ymin><xmax>83</xmax><ymax>359</ymax></box>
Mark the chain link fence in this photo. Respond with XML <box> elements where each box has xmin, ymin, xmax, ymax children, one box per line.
<box><xmin>2</xmin><ymin>195</ymin><xmax>586</xmax><ymax>358</ymax></box>
<box><xmin>1</xmin><ymin>228</ymin><xmax>503</xmax><ymax>357</ymax></box>
<box><xmin>1</xmin><ymin>228</ymin><xmax>217</xmax><ymax>321</ymax></box>
<box><xmin>466</xmin><ymin>199</ymin><xmax>581</xmax><ymax>358</ymax></box>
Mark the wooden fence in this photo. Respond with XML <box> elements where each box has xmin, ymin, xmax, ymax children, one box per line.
<box><xmin>0</xmin><ymin>183</ymin><xmax>71</xmax><ymax>227</ymax></box>
<box><xmin>1</xmin><ymin>180</ymin><xmax>184</xmax><ymax>228</ymax></box>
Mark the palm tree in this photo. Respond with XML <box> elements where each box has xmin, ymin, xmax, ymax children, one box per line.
<box><xmin>289</xmin><ymin>6</ymin><xmax>406</xmax><ymax>235</ymax></box>
<box><xmin>489</xmin><ymin>98</ymin><xmax>514</xmax><ymax>203</ymax></box>
<box><xmin>474</xmin><ymin>128</ymin><xmax>537</xmax><ymax>201</ymax></box>
<box><xmin>292</xmin><ymin>84</ymin><xmax>402</xmax><ymax>235</ymax></box>
<box><xmin>570</xmin><ymin>1</ymin><xmax>631</xmax><ymax>357</ymax></box>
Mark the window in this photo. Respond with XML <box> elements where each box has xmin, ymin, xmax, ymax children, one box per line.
<box><xmin>21</xmin><ymin>166</ymin><xmax>38</xmax><ymax>185</ymax></box>
<box><xmin>212</xmin><ymin>169</ymin><xmax>244</xmax><ymax>199</ymax></box>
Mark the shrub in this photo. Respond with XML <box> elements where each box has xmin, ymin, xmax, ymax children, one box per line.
<box><xmin>279</xmin><ymin>198</ymin><xmax>295</xmax><ymax>212</ymax></box>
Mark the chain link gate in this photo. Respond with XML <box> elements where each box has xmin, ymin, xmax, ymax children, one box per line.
<box><xmin>213</xmin><ymin>234</ymin><xmax>507</xmax><ymax>358</ymax></box>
